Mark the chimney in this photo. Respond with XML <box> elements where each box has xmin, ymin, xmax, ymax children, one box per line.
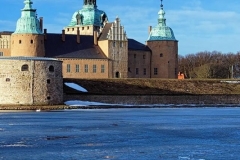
<box><xmin>62</xmin><ymin>30</ymin><xmax>65</xmax><ymax>42</ymax></box>
<box><xmin>44</xmin><ymin>29</ymin><xmax>47</xmax><ymax>40</ymax></box>
<box><xmin>94</xmin><ymin>31</ymin><xmax>98</xmax><ymax>45</ymax></box>
<box><xmin>77</xmin><ymin>27</ymin><xmax>80</xmax><ymax>44</ymax></box>
<box><xmin>148</xmin><ymin>26</ymin><xmax>152</xmax><ymax>34</ymax></box>
<box><xmin>39</xmin><ymin>17</ymin><xmax>43</xmax><ymax>32</ymax></box>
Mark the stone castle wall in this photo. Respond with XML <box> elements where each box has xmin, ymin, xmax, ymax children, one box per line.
<box><xmin>59</xmin><ymin>58</ymin><xmax>110</xmax><ymax>78</ymax></box>
<box><xmin>11</xmin><ymin>34</ymin><xmax>45</xmax><ymax>57</ymax></box>
<box><xmin>0</xmin><ymin>58</ymin><xmax>63</xmax><ymax>105</ymax></box>
<box><xmin>147</xmin><ymin>40</ymin><xmax>178</xmax><ymax>79</ymax></box>
<box><xmin>128</xmin><ymin>50</ymin><xmax>151</xmax><ymax>78</ymax></box>
<box><xmin>64</xmin><ymin>94</ymin><xmax>240</xmax><ymax>105</ymax></box>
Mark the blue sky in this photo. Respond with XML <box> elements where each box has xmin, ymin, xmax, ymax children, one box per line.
<box><xmin>0</xmin><ymin>0</ymin><xmax>240</xmax><ymax>56</ymax></box>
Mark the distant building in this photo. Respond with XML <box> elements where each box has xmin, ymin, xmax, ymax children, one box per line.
<box><xmin>0</xmin><ymin>0</ymin><xmax>178</xmax><ymax>79</ymax></box>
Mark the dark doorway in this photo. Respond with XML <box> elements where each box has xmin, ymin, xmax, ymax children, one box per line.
<box><xmin>115</xmin><ymin>72</ymin><xmax>120</xmax><ymax>78</ymax></box>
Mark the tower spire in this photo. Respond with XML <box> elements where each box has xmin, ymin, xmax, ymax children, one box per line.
<box><xmin>158</xmin><ymin>0</ymin><xmax>166</xmax><ymax>26</ymax></box>
<box><xmin>161</xmin><ymin>0</ymin><xmax>163</xmax><ymax>8</ymax></box>
<box><xmin>23</xmin><ymin>0</ymin><xmax>35</xmax><ymax>11</ymax></box>
<box><xmin>84</xmin><ymin>0</ymin><xmax>97</xmax><ymax>6</ymax></box>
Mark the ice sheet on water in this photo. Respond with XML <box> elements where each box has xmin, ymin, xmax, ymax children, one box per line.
<box><xmin>64</xmin><ymin>82</ymin><xmax>88</xmax><ymax>92</ymax></box>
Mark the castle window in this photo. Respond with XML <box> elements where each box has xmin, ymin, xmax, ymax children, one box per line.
<box><xmin>67</xmin><ymin>28</ymin><xmax>70</xmax><ymax>31</ymax></box>
<box><xmin>143</xmin><ymin>55</ymin><xmax>146</xmax><ymax>59</ymax></box>
<box><xmin>134</xmin><ymin>54</ymin><xmax>136</xmax><ymax>58</ymax></box>
<box><xmin>21</xmin><ymin>64</ymin><xmax>29</xmax><ymax>71</ymax></box>
<box><xmin>128</xmin><ymin>67</ymin><xmax>131</xmax><ymax>72</ymax></box>
<box><xmin>87</xmin><ymin>26</ymin><xmax>90</xmax><ymax>30</ymax></box>
<box><xmin>19</xmin><ymin>40</ymin><xmax>22</xmax><ymax>44</ymax></box>
<box><xmin>49</xmin><ymin>65</ymin><xmax>54</xmax><ymax>72</ymax></box>
<box><xmin>154</xmin><ymin>68</ymin><xmax>158</xmax><ymax>75</ymax></box>
<box><xmin>82</xmin><ymin>27</ymin><xmax>84</xmax><ymax>30</ymax></box>
<box><xmin>0</xmin><ymin>52</ymin><xmax>3</xmax><ymax>56</ymax></box>
<box><xmin>143</xmin><ymin>68</ymin><xmax>146</xmax><ymax>75</ymax></box>
<box><xmin>136</xmin><ymin>68</ymin><xmax>139</xmax><ymax>75</ymax></box>
<box><xmin>76</xmin><ymin>64</ymin><xmax>80</xmax><ymax>72</ymax></box>
<box><xmin>41</xmin><ymin>40</ymin><xmax>43</xmax><ymax>44</ymax></box>
<box><xmin>101</xmin><ymin>65</ymin><xmax>105</xmax><ymax>73</ymax></box>
<box><xmin>72</xmin><ymin>28</ymin><xmax>74</xmax><ymax>31</ymax></box>
<box><xmin>84</xmin><ymin>64</ymin><xmax>88</xmax><ymax>73</ymax></box>
<box><xmin>93</xmin><ymin>65</ymin><xmax>97</xmax><ymax>73</ymax></box>
<box><xmin>67</xmin><ymin>64</ymin><xmax>71</xmax><ymax>72</ymax></box>
<box><xmin>113</xmin><ymin>41</ymin><xmax>116</xmax><ymax>47</ymax></box>
<box><xmin>30</xmin><ymin>40</ymin><xmax>33</xmax><ymax>44</ymax></box>
<box><xmin>120</xmin><ymin>42</ymin><xmax>123</xmax><ymax>48</ymax></box>
<box><xmin>160</xmin><ymin>53</ymin><xmax>163</xmax><ymax>57</ymax></box>
<box><xmin>47</xmin><ymin>96</ymin><xmax>51</xmax><ymax>100</ymax></box>
<box><xmin>6</xmin><ymin>78</ymin><xmax>10</xmax><ymax>82</ymax></box>
<box><xmin>47</xmin><ymin>79</ymin><xmax>50</xmax><ymax>84</ymax></box>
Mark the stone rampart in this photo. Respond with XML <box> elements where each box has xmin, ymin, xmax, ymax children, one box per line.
<box><xmin>0</xmin><ymin>57</ymin><xmax>63</xmax><ymax>105</ymax></box>
<box><xmin>64</xmin><ymin>94</ymin><xmax>240</xmax><ymax>105</ymax></box>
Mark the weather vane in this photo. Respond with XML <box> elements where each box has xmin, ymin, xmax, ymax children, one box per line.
<box><xmin>161</xmin><ymin>0</ymin><xmax>163</xmax><ymax>8</ymax></box>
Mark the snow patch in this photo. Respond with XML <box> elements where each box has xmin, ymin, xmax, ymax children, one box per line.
<box><xmin>221</xmin><ymin>80</ymin><xmax>240</xmax><ymax>84</ymax></box>
<box><xmin>65</xmin><ymin>100</ymin><xmax>115</xmax><ymax>107</ymax></box>
<box><xmin>64</xmin><ymin>83</ymin><xmax>88</xmax><ymax>92</ymax></box>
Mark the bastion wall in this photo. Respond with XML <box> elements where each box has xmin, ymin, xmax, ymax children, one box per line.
<box><xmin>0</xmin><ymin>58</ymin><xmax>63</xmax><ymax>105</ymax></box>
<box><xmin>64</xmin><ymin>94</ymin><xmax>240</xmax><ymax>105</ymax></box>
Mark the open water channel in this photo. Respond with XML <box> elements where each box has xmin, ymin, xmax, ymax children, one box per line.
<box><xmin>0</xmin><ymin>108</ymin><xmax>240</xmax><ymax>160</ymax></box>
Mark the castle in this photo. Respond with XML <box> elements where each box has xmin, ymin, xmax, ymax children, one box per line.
<box><xmin>0</xmin><ymin>0</ymin><xmax>178</xmax><ymax>105</ymax></box>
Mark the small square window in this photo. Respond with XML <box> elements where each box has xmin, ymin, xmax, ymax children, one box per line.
<box><xmin>160</xmin><ymin>53</ymin><xmax>163</xmax><ymax>57</ymax></box>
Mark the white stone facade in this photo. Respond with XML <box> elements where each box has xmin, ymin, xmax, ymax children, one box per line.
<box><xmin>0</xmin><ymin>57</ymin><xmax>63</xmax><ymax>105</ymax></box>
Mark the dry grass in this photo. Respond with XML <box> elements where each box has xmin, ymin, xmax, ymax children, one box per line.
<box><xmin>64</xmin><ymin>79</ymin><xmax>240</xmax><ymax>95</ymax></box>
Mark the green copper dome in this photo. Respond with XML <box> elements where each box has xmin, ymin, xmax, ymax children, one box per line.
<box><xmin>147</xmin><ymin>2</ymin><xmax>176</xmax><ymax>41</ymax></box>
<box><xmin>14</xmin><ymin>0</ymin><xmax>42</xmax><ymax>34</ymax></box>
<box><xmin>68</xmin><ymin>0</ymin><xmax>108</xmax><ymax>27</ymax></box>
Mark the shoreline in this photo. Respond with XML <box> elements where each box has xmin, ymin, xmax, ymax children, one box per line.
<box><xmin>1</xmin><ymin>104</ymin><xmax>240</xmax><ymax>111</ymax></box>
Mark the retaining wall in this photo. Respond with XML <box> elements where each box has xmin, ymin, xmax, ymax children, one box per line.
<box><xmin>64</xmin><ymin>94</ymin><xmax>240</xmax><ymax>105</ymax></box>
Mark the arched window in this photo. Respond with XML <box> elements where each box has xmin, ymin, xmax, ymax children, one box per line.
<box><xmin>21</xmin><ymin>64</ymin><xmax>29</xmax><ymax>71</ymax></box>
<box><xmin>49</xmin><ymin>65</ymin><xmax>54</xmax><ymax>72</ymax></box>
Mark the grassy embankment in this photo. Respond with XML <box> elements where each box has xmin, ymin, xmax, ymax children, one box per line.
<box><xmin>64</xmin><ymin>79</ymin><xmax>240</xmax><ymax>95</ymax></box>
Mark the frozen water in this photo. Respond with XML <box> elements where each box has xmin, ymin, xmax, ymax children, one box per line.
<box><xmin>0</xmin><ymin>108</ymin><xmax>240</xmax><ymax>159</ymax></box>
<box><xmin>64</xmin><ymin>82</ymin><xmax>88</xmax><ymax>92</ymax></box>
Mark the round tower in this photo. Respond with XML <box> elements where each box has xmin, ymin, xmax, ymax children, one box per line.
<box><xmin>147</xmin><ymin>0</ymin><xmax>178</xmax><ymax>79</ymax></box>
<box><xmin>11</xmin><ymin>0</ymin><xmax>45</xmax><ymax>57</ymax></box>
